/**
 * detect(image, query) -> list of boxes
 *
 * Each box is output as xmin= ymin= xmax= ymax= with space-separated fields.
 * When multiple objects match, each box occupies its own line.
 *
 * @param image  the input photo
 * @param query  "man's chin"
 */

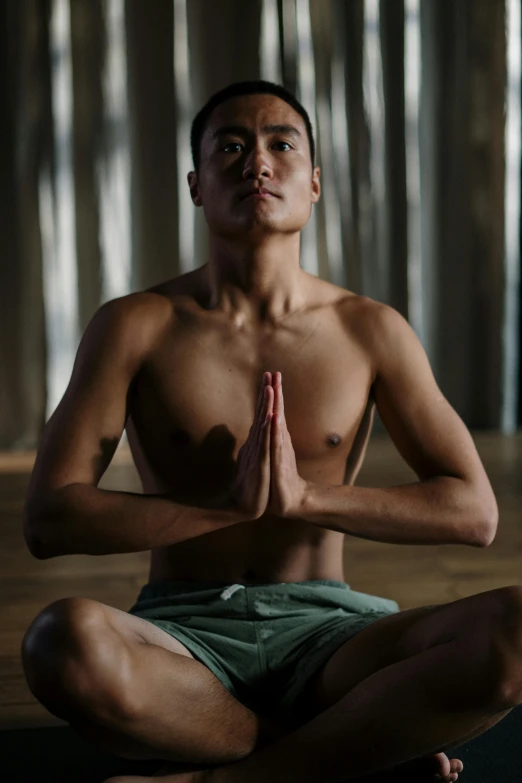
xmin=213 ymin=218 xmax=283 ymax=238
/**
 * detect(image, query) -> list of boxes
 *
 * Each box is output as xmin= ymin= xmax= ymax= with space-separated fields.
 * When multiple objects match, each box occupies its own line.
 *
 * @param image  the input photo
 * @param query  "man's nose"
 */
xmin=242 ymin=146 xmax=273 ymax=180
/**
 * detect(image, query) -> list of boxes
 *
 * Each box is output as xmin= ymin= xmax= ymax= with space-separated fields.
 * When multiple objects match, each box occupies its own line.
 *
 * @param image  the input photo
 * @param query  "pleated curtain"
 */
xmin=0 ymin=0 xmax=519 ymax=449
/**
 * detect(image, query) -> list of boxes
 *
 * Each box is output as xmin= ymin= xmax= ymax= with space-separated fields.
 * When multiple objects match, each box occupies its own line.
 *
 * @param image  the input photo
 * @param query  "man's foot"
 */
xmin=102 ymin=762 xmax=212 ymax=782
xmin=103 ymin=752 xmax=463 ymax=783
xmin=395 ymin=751 xmax=463 ymax=782
xmin=257 ymin=718 xmax=464 ymax=782
xmin=151 ymin=762 xmax=209 ymax=779
xmin=430 ymin=752 xmax=463 ymax=782
xmin=103 ymin=745 xmax=463 ymax=783
xmin=101 ymin=714 xmax=287 ymax=783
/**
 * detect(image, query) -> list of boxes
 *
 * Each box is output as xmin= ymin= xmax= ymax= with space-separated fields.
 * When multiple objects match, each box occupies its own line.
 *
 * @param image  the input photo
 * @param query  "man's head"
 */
xmin=190 ymin=80 xmax=316 ymax=173
xmin=187 ymin=81 xmax=321 ymax=240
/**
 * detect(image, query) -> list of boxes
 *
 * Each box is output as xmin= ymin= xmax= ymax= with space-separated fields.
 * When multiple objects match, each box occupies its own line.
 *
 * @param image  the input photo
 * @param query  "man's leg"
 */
xmin=58 ymin=643 xmax=280 ymax=765
xmin=208 ymin=623 xmax=521 ymax=783
xmin=21 ymin=597 xmax=265 ymax=766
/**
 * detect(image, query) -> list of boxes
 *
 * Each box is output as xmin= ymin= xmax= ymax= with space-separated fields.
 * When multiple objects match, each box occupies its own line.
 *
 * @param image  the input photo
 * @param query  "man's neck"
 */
xmin=203 ymin=234 xmax=310 ymax=327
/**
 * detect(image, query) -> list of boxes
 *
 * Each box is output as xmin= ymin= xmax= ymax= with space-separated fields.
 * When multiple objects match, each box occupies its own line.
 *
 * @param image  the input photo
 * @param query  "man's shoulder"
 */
xmin=101 ymin=290 xmax=173 ymax=327
xmin=335 ymin=291 xmax=401 ymax=333
xmin=144 ymin=268 xmax=204 ymax=301
xmin=334 ymin=294 xmax=417 ymax=371
xmin=89 ymin=290 xmax=176 ymax=361
xmin=103 ymin=267 xmax=207 ymax=328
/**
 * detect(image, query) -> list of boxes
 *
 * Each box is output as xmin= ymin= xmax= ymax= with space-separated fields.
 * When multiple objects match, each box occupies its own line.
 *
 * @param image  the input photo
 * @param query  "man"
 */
xmin=20 ymin=80 xmax=522 ymax=783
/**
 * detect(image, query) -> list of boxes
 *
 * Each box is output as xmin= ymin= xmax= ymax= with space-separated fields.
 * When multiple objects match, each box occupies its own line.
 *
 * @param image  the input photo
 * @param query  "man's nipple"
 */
xmin=326 ymin=433 xmax=341 ymax=448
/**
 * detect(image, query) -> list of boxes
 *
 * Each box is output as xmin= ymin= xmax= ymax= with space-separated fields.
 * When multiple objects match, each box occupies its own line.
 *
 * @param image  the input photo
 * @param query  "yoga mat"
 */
xmin=2 ymin=704 xmax=521 ymax=783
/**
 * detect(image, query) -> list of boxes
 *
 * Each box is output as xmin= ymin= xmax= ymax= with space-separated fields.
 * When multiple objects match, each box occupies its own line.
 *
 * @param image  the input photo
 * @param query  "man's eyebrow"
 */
xmin=212 ymin=124 xmax=302 ymax=140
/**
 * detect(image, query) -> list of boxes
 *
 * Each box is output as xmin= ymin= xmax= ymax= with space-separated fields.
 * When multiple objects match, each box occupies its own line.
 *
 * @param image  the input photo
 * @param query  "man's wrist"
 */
xmin=287 ymin=480 xmax=316 ymax=521
xmin=211 ymin=489 xmax=253 ymax=523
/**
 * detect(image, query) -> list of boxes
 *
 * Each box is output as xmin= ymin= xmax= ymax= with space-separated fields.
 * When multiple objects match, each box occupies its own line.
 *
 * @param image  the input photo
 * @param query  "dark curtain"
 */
xmin=0 ymin=0 xmax=519 ymax=449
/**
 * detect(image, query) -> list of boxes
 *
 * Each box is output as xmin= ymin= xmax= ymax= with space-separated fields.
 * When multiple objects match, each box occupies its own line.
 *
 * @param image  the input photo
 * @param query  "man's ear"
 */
xmin=311 ymin=166 xmax=321 ymax=203
xmin=187 ymin=171 xmax=202 ymax=207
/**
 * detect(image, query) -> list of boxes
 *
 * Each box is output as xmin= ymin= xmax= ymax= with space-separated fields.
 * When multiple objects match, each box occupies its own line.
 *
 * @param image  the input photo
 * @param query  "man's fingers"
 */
xmin=253 ymin=372 xmax=271 ymax=441
xmin=274 ymin=372 xmax=284 ymax=418
xmin=261 ymin=386 xmax=273 ymax=432
xmin=272 ymin=374 xmax=283 ymax=439
xmin=262 ymin=397 xmax=272 ymax=458
xmin=272 ymin=372 xmax=284 ymax=420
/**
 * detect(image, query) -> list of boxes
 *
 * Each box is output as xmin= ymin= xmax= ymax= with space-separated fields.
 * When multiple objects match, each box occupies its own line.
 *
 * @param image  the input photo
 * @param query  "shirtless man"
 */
xmin=21 ymin=80 xmax=522 ymax=783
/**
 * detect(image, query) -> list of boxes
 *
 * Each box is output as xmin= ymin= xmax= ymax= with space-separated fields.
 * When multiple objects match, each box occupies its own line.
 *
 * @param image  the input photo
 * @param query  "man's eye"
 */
xmin=221 ymin=141 xmax=292 ymax=152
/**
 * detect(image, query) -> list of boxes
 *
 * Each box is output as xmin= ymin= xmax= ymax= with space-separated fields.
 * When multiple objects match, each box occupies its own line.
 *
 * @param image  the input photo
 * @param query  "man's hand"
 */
xmin=228 ymin=372 xmax=274 ymax=520
xmin=267 ymin=372 xmax=308 ymax=518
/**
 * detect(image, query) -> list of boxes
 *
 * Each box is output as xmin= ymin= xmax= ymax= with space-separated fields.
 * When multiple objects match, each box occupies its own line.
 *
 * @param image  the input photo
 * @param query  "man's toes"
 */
xmin=450 ymin=759 xmax=464 ymax=773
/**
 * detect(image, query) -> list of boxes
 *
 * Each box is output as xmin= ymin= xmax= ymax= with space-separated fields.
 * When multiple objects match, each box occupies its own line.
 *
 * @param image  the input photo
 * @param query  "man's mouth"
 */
xmin=240 ymin=188 xmax=279 ymax=200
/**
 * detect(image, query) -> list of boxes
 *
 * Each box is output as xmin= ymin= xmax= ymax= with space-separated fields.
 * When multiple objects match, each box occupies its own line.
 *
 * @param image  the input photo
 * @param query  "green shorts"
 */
xmin=128 ymin=579 xmax=399 ymax=728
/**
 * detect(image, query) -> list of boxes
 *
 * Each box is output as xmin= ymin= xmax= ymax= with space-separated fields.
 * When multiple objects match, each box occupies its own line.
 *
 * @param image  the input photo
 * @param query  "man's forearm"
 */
xmin=25 ymin=483 xmax=246 ymax=558
xmin=297 ymin=477 xmax=494 ymax=547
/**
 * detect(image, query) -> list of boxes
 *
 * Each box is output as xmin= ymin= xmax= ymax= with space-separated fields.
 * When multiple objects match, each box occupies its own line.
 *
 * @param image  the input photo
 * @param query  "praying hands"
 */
xmin=229 ymin=371 xmax=308 ymax=521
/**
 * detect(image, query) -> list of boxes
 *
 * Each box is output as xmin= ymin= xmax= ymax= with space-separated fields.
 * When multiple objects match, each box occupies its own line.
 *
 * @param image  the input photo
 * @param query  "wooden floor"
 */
xmin=1 ymin=431 xmax=521 ymax=731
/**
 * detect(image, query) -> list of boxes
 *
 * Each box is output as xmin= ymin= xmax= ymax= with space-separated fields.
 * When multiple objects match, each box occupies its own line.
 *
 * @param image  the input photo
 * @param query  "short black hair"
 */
xmin=190 ymin=80 xmax=316 ymax=173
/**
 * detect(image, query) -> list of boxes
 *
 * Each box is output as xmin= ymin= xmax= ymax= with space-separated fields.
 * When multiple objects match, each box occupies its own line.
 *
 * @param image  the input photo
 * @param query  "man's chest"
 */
xmin=127 ymin=312 xmax=373 ymax=489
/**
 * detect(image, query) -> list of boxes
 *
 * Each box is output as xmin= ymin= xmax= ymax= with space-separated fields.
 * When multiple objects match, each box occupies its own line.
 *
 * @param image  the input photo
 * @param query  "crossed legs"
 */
xmin=204 ymin=619 xmax=518 ymax=783
xmin=21 ymin=598 xmax=266 ymax=767
xmin=21 ymin=587 xmax=522 ymax=782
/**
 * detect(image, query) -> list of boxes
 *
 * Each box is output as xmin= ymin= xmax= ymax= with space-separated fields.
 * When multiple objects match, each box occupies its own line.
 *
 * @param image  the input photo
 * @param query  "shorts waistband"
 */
xmin=135 ymin=579 xmax=349 ymax=600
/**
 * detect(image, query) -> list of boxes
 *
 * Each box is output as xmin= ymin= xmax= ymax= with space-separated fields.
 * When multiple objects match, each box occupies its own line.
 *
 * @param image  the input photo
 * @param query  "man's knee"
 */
xmin=487 ymin=586 xmax=522 ymax=708
xmin=23 ymin=596 xmax=106 ymax=651
xmin=21 ymin=597 xmax=135 ymax=721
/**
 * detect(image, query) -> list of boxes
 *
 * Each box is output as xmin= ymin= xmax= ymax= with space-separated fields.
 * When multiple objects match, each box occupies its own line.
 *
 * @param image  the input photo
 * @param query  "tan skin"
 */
xmin=24 ymin=95 xmax=505 ymax=782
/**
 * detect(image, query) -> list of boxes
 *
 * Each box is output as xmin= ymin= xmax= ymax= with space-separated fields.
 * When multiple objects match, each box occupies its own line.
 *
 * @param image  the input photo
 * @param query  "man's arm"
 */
xmin=297 ymin=303 xmax=498 ymax=547
xmin=23 ymin=293 xmax=244 ymax=560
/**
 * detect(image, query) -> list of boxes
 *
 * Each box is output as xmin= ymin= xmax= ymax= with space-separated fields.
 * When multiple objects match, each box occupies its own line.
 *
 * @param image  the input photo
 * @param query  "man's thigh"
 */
xmin=91 ymin=597 xmax=289 ymax=746
xmin=92 ymin=597 xmax=198 ymax=658
xmin=25 ymin=596 xmax=197 ymax=660
xmin=25 ymin=598 xmax=245 ymax=719
xmin=303 ymin=586 xmax=516 ymax=720
xmin=78 ymin=598 xmax=288 ymax=743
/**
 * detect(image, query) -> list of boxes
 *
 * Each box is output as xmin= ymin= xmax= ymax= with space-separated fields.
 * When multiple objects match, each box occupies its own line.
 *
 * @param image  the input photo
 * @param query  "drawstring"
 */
xmin=220 ymin=584 xmax=246 ymax=600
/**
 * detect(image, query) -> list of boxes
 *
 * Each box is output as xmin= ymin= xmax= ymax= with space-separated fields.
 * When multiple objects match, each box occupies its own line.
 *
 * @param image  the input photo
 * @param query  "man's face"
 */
xmin=188 ymin=94 xmax=321 ymax=239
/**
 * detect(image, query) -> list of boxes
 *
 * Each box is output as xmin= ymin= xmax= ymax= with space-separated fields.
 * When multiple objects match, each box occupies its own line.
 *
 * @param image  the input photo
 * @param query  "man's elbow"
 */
xmin=23 ymin=500 xmax=54 ymax=559
xmin=24 ymin=532 xmax=51 ymax=559
xmin=469 ymin=495 xmax=498 ymax=547
xmin=478 ymin=517 xmax=498 ymax=547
